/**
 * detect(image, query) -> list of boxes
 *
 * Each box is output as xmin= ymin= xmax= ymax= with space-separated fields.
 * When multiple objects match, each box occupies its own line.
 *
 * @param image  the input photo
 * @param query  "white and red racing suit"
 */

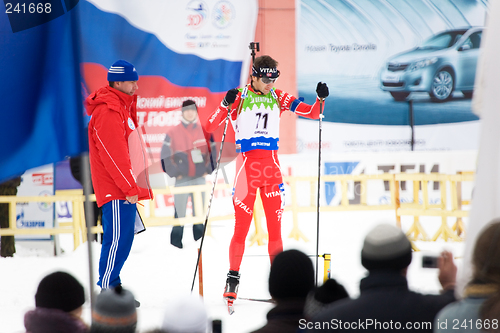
xmin=206 ymin=84 xmax=323 ymax=271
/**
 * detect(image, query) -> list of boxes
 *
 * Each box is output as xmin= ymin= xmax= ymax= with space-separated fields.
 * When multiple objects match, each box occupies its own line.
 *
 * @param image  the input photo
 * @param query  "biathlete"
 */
xmin=205 ymin=55 xmax=329 ymax=302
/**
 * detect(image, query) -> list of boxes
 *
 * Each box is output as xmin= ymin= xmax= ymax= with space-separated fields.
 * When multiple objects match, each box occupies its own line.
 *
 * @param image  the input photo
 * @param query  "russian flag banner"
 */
xmin=79 ymin=0 xmax=258 ymax=174
xmin=0 ymin=0 xmax=257 ymax=183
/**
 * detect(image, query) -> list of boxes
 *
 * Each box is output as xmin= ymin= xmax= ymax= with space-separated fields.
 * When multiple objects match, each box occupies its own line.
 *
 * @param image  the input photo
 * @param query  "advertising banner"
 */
xmin=297 ymin=0 xmax=487 ymax=153
xmin=16 ymin=165 xmax=55 ymax=240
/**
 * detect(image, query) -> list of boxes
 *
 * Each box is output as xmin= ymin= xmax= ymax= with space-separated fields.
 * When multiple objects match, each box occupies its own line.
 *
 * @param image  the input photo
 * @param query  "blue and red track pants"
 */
xmin=97 ymin=200 xmax=136 ymax=289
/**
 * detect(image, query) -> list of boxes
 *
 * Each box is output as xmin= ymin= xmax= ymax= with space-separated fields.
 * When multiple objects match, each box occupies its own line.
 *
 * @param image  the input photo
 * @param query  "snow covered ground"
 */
xmin=0 ymin=208 xmax=465 ymax=333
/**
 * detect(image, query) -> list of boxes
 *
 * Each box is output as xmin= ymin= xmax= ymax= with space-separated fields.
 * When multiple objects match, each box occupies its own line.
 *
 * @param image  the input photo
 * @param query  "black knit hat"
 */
xmin=35 ymin=271 xmax=85 ymax=312
xmin=91 ymin=286 xmax=137 ymax=332
xmin=182 ymin=99 xmax=197 ymax=111
xmin=361 ymin=224 xmax=412 ymax=271
xmin=304 ymin=278 xmax=349 ymax=318
xmin=269 ymin=249 xmax=315 ymax=300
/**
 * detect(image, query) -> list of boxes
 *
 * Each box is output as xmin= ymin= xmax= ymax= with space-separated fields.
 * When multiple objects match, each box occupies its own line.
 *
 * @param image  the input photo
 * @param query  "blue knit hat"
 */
xmin=107 ymin=60 xmax=139 ymax=82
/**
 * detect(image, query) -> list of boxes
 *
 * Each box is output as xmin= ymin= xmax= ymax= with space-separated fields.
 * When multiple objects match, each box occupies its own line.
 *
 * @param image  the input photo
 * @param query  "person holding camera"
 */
xmin=161 ymin=100 xmax=215 ymax=249
xmin=434 ymin=219 xmax=500 ymax=333
xmin=205 ymin=55 xmax=329 ymax=302
xmin=309 ymin=223 xmax=456 ymax=332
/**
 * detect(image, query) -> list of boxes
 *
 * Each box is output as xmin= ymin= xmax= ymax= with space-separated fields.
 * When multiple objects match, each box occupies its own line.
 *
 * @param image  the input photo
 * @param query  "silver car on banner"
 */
xmin=380 ymin=27 xmax=483 ymax=102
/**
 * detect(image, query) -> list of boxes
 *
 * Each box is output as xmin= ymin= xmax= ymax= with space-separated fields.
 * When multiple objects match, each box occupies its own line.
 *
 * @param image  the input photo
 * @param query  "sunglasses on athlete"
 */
xmin=261 ymin=77 xmax=278 ymax=84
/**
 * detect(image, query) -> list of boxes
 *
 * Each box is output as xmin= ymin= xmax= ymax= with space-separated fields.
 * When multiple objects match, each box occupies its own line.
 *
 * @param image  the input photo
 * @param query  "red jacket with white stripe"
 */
xmin=86 ymin=86 xmax=153 ymax=207
xmin=206 ymin=85 xmax=323 ymax=158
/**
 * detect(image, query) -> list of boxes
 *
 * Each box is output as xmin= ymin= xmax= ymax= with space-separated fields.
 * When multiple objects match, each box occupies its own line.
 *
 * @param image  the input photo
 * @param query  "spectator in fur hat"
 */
xmin=24 ymin=271 xmax=88 ymax=333
xmin=309 ymin=223 xmax=457 ymax=333
xmin=251 ymin=249 xmax=315 ymax=333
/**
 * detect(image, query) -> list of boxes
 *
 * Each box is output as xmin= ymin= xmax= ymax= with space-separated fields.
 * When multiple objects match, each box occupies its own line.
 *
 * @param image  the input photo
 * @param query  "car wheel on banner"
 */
xmin=429 ymin=69 xmax=454 ymax=102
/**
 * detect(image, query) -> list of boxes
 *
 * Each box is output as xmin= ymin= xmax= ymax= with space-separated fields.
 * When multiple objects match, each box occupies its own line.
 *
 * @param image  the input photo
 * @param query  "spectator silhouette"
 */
xmin=24 ymin=271 xmax=88 ymax=333
xmin=251 ymin=249 xmax=315 ymax=333
xmin=310 ymin=223 xmax=457 ymax=332
xmin=434 ymin=218 xmax=500 ymax=332
xmin=90 ymin=285 xmax=137 ymax=333
xmin=304 ymin=278 xmax=349 ymax=319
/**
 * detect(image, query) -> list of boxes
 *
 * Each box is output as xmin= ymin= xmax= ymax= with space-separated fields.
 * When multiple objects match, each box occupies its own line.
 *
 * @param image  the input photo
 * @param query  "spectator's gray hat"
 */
xmin=361 ymin=223 xmax=412 ymax=271
xmin=92 ymin=286 xmax=137 ymax=331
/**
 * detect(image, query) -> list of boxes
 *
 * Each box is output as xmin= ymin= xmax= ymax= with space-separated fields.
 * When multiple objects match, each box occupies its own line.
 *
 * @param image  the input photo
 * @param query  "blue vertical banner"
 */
xmin=0 ymin=0 xmax=85 ymax=183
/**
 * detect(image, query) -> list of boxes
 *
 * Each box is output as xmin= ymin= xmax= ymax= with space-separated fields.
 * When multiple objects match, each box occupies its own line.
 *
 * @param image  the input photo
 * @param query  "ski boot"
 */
xmin=223 ymin=270 xmax=240 ymax=314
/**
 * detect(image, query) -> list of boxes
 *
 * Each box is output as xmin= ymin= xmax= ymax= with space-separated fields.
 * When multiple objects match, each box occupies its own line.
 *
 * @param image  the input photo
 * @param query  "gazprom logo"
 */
xmin=212 ymin=1 xmax=235 ymax=29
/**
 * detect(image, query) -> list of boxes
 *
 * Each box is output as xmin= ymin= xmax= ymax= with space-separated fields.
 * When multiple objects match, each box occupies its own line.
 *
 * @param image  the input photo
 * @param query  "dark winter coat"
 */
xmin=250 ymin=299 xmax=307 ymax=333
xmin=160 ymin=120 xmax=214 ymax=179
xmin=24 ymin=307 xmax=89 ymax=333
xmin=309 ymin=271 xmax=456 ymax=332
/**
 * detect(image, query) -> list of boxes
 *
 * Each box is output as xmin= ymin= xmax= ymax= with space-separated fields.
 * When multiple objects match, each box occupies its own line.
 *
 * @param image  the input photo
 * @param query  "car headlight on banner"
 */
xmin=408 ymin=57 xmax=438 ymax=72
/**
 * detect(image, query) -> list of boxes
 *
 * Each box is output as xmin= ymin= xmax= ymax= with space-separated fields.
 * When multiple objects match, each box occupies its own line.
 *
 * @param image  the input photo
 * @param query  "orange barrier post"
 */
xmin=198 ymin=248 xmax=203 ymax=297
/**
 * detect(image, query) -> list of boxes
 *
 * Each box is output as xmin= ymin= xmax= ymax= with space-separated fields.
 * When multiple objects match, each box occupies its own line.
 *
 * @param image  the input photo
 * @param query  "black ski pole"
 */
xmin=191 ymin=108 xmax=231 ymax=292
xmin=315 ymin=98 xmax=324 ymax=286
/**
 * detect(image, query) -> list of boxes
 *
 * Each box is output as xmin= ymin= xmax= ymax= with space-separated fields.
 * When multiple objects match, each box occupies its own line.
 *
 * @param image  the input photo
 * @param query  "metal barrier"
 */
xmin=394 ymin=172 xmax=474 ymax=242
xmin=249 ymin=172 xmax=474 ymax=245
xmin=0 ymin=172 xmax=474 ymax=250
xmin=0 ymin=183 xmax=235 ymax=250
xmin=0 ymin=191 xmax=92 ymax=249
xmin=279 ymin=174 xmax=397 ymax=243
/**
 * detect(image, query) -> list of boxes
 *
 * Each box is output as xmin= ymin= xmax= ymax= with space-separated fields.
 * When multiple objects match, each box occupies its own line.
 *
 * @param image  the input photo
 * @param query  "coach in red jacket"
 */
xmin=86 ymin=60 xmax=153 ymax=295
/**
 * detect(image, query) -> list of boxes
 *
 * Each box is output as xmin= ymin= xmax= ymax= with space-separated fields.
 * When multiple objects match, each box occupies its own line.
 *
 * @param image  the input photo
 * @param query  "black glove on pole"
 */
xmin=316 ymin=82 xmax=329 ymax=99
xmin=222 ymin=88 xmax=238 ymax=107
